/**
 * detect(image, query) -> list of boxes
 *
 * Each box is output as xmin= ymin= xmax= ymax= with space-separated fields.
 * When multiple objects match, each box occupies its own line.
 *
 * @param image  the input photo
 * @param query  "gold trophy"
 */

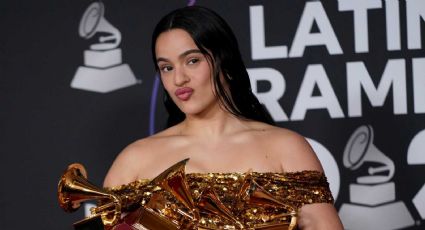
xmin=57 ymin=163 xmax=122 ymax=229
xmin=58 ymin=159 xmax=298 ymax=229
xmin=57 ymin=159 xmax=197 ymax=230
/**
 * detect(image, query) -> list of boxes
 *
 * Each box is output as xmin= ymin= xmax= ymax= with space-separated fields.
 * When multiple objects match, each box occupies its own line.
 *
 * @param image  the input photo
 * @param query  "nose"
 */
xmin=173 ymin=66 xmax=190 ymax=86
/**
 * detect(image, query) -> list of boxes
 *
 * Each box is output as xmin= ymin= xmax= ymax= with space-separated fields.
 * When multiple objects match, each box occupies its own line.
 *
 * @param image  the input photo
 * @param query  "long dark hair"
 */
xmin=152 ymin=6 xmax=274 ymax=127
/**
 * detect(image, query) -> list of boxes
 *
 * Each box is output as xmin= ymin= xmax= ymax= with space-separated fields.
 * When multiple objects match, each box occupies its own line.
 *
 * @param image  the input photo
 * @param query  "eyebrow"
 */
xmin=156 ymin=49 xmax=202 ymax=63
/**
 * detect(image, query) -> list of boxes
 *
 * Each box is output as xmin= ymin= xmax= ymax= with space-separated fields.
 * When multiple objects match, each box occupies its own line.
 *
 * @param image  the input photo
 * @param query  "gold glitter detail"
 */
xmin=104 ymin=171 xmax=333 ymax=229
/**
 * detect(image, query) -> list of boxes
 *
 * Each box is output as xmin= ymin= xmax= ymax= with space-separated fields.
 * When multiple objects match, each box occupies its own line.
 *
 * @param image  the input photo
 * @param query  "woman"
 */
xmin=104 ymin=6 xmax=343 ymax=229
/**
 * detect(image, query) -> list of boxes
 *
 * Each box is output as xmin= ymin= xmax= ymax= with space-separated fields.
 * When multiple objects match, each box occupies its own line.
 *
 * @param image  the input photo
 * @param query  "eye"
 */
xmin=188 ymin=58 xmax=199 ymax=65
xmin=159 ymin=65 xmax=173 ymax=72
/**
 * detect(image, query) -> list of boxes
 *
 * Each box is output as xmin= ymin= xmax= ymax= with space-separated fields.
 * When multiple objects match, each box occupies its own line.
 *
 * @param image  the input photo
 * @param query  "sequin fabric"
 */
xmin=106 ymin=171 xmax=333 ymax=229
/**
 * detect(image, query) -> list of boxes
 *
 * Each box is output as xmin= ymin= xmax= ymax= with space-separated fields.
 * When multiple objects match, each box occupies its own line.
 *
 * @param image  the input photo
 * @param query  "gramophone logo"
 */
xmin=71 ymin=2 xmax=138 ymax=93
xmin=339 ymin=125 xmax=415 ymax=229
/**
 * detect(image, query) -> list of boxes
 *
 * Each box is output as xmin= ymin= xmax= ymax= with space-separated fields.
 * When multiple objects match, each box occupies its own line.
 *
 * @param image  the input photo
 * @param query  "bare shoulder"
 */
xmin=103 ymin=126 xmax=181 ymax=188
xmin=102 ymin=137 xmax=154 ymax=188
xmin=255 ymin=123 xmax=323 ymax=173
xmin=248 ymin=122 xmax=342 ymax=228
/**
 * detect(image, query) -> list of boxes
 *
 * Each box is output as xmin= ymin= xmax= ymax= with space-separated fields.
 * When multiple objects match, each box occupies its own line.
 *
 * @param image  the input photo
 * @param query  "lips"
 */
xmin=175 ymin=87 xmax=194 ymax=101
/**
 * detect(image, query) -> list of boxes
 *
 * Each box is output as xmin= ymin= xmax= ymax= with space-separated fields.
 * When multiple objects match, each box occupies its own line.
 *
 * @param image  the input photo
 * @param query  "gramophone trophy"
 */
xmin=71 ymin=2 xmax=138 ymax=93
xmin=58 ymin=163 xmax=122 ymax=230
xmin=58 ymin=159 xmax=298 ymax=229
xmin=58 ymin=160 xmax=199 ymax=230
xmin=339 ymin=125 xmax=414 ymax=229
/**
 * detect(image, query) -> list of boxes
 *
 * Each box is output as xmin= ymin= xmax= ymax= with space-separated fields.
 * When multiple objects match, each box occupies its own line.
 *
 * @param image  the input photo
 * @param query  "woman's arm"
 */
xmin=103 ymin=140 xmax=149 ymax=188
xmin=270 ymin=129 xmax=344 ymax=229
xmin=298 ymin=203 xmax=343 ymax=230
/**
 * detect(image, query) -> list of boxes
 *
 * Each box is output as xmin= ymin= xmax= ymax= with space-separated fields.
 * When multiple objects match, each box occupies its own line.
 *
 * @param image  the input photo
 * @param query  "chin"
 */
xmin=178 ymin=106 xmax=203 ymax=115
xmin=176 ymin=102 xmax=213 ymax=116
xmin=173 ymin=97 xmax=219 ymax=116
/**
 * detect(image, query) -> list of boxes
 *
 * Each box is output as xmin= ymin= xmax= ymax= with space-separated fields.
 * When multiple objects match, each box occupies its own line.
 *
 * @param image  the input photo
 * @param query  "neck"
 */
xmin=181 ymin=106 xmax=248 ymax=138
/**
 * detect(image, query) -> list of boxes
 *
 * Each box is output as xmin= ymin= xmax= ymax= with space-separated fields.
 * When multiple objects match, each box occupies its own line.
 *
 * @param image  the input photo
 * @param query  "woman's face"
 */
xmin=155 ymin=29 xmax=219 ymax=117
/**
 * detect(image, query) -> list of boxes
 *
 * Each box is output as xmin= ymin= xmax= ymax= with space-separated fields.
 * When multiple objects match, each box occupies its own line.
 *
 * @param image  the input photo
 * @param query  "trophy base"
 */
xmin=73 ymin=215 xmax=104 ymax=230
xmin=111 ymin=223 xmax=134 ymax=230
xmin=71 ymin=64 xmax=138 ymax=93
xmin=339 ymin=201 xmax=415 ymax=229
xmin=120 ymin=206 xmax=179 ymax=230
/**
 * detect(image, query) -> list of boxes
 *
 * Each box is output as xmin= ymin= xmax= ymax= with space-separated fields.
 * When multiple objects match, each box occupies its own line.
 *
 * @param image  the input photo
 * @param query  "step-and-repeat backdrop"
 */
xmin=1 ymin=0 xmax=424 ymax=229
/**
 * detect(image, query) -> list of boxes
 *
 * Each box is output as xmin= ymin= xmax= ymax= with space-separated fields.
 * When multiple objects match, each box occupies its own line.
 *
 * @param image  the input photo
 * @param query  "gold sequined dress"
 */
xmin=104 ymin=160 xmax=333 ymax=230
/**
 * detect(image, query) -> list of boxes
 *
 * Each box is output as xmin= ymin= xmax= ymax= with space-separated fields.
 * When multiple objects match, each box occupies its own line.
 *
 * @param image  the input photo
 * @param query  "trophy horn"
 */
xmin=151 ymin=158 xmax=199 ymax=221
xmin=57 ymin=163 xmax=122 ymax=226
xmin=237 ymin=175 xmax=297 ymax=230
xmin=119 ymin=158 xmax=198 ymax=230
xmin=197 ymin=187 xmax=244 ymax=229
